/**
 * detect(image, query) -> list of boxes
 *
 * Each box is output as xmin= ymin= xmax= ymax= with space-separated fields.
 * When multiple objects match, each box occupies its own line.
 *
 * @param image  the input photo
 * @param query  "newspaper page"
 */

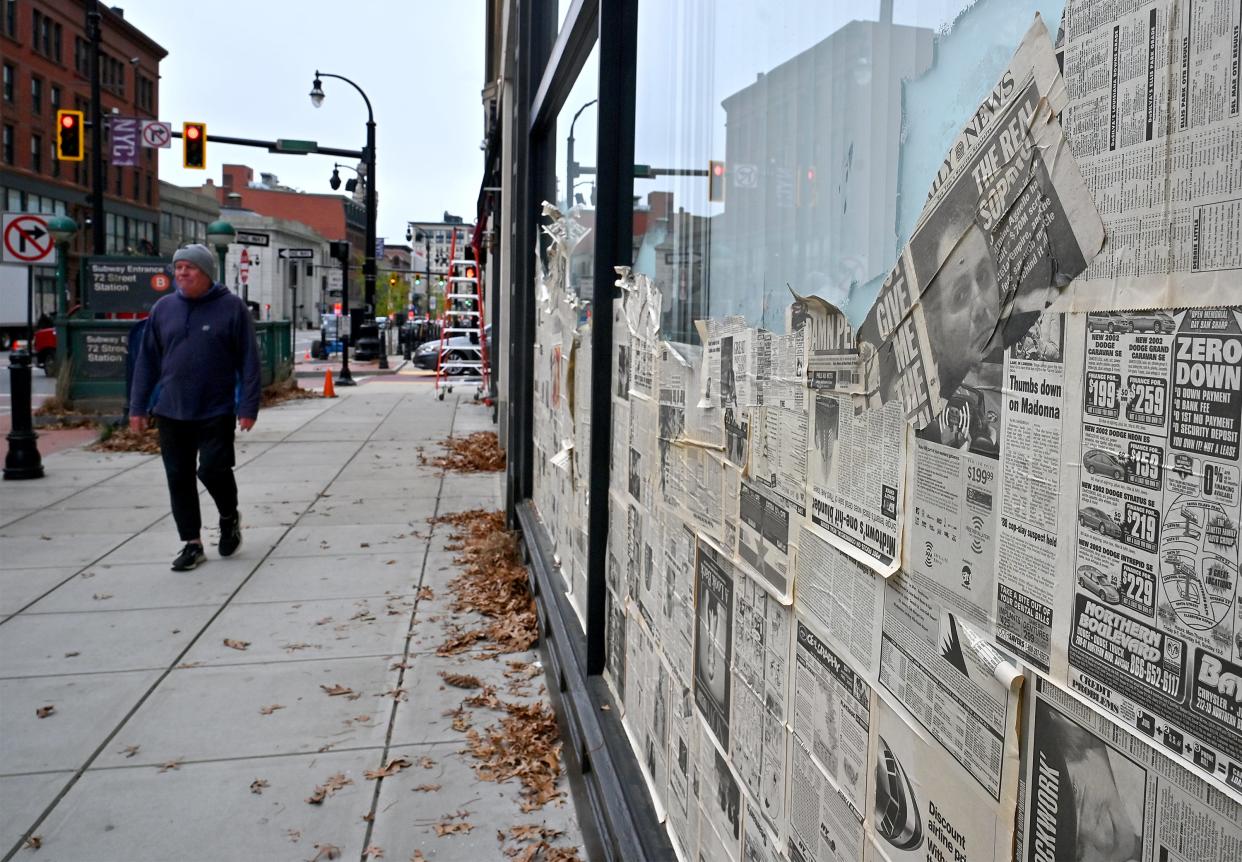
xmin=730 ymin=568 xmax=793 ymax=835
xmin=855 ymin=16 xmax=1104 ymax=430
xmin=696 ymin=717 xmax=744 ymax=861
xmin=903 ymin=310 xmax=1070 ymax=675
xmin=1019 ymin=673 xmax=1242 ymax=862
xmin=787 ymin=733 xmax=866 ymax=862
xmin=604 ymin=587 xmax=626 ymax=711
xmin=793 ymin=524 xmax=884 ymax=679
xmin=666 ymin=681 xmax=702 ymax=861
xmin=1053 ymin=0 xmax=1242 ymax=313
xmin=658 ymin=343 xmax=690 ymax=510
xmin=879 ymin=568 xmax=1025 ymax=804
xmin=623 ymin=607 xmax=671 ymax=820
xmin=807 ymin=392 xmax=905 ymax=576
xmin=680 ymin=341 xmax=725 ymax=449
xmin=695 ymin=536 xmax=736 ymax=752
xmin=867 ymin=692 xmax=1017 ymax=862
xmin=749 ymin=402 xmax=809 ymax=518
xmin=661 ymin=510 xmax=698 ymax=687
xmin=628 ymin=392 xmax=656 ymax=509
xmin=1057 ymin=306 xmax=1242 ymax=798
xmin=791 ymin=620 xmax=872 ymax=817
xmin=742 ymin=804 xmax=783 ymax=862
xmin=790 ymin=291 xmax=862 ymax=395
xmin=737 ymin=478 xmax=796 ymax=602
xmin=678 ymin=446 xmax=727 ymax=548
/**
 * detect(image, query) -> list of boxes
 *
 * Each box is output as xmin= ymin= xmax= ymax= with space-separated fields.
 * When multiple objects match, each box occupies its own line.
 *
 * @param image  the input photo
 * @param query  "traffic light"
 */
xmin=414 ymin=274 xmax=422 ymax=286
xmin=56 ymin=110 xmax=84 ymax=161
xmin=708 ymin=160 xmax=725 ymax=202
xmin=183 ymin=122 xmax=207 ymax=169
xmin=388 ymin=274 xmax=397 ymax=287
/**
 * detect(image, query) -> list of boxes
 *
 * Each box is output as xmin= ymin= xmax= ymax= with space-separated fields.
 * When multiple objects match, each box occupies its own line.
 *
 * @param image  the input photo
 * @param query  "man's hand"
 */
xmin=129 ymin=415 xmax=148 ymax=433
xmin=239 ymin=417 xmax=256 ymax=432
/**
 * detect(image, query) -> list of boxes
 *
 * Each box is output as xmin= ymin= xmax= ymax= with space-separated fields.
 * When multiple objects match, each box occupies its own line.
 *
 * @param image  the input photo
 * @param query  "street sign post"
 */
xmin=279 ymin=248 xmax=314 ymax=260
xmin=235 ymin=230 xmax=270 ymax=247
xmin=2 ymin=213 xmax=57 ymax=265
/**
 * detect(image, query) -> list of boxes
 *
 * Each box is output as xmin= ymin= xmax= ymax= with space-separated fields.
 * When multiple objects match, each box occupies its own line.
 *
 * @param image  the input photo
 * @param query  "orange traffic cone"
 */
xmin=323 ymin=369 xmax=337 ymax=398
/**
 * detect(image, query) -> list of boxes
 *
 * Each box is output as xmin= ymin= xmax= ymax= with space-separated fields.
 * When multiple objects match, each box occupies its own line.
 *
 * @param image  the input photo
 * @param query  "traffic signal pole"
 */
xmin=86 ymin=0 xmax=105 ymax=255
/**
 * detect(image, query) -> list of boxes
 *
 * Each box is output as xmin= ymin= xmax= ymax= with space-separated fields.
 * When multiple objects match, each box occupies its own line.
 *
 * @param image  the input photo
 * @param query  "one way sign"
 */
xmin=2 ymin=212 xmax=58 ymax=265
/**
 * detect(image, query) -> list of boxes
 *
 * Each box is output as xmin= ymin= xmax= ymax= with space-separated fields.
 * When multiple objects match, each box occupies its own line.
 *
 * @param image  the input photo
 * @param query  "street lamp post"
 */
xmin=207 ymin=220 xmax=236 ymax=293
xmin=310 ymin=72 xmax=386 ymax=369
xmin=566 ymin=99 xmax=597 ymax=210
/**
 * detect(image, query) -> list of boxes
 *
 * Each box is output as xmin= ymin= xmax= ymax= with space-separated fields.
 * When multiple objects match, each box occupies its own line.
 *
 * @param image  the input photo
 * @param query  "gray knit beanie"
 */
xmin=173 ymin=243 xmax=217 ymax=280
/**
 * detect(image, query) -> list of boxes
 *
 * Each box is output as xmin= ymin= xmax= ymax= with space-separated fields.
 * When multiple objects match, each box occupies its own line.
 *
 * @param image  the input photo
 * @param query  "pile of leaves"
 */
xmin=90 ymin=423 xmax=160 ymax=454
xmin=466 ymin=699 xmax=564 ymax=811
xmin=33 ymin=396 xmax=100 ymax=429
xmin=420 ymin=431 xmax=506 ymax=472
xmin=500 ymin=824 xmax=581 ymax=861
xmin=429 ymin=509 xmax=536 ymax=656
xmin=260 ymin=376 xmax=322 ymax=408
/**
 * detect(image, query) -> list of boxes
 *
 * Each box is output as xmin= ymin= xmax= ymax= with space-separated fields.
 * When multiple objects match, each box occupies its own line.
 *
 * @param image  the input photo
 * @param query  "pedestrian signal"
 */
xmin=183 ymin=122 xmax=207 ymax=169
xmin=56 ymin=110 xmax=84 ymax=161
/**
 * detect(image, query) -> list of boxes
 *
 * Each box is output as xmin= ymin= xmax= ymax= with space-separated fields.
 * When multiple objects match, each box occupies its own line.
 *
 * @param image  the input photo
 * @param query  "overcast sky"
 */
xmin=121 ymin=0 xmax=487 ymax=245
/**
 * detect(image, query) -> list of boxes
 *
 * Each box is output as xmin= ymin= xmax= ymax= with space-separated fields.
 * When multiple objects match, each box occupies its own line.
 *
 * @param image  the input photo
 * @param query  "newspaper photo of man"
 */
xmin=721 ymin=335 xmax=738 ymax=409
xmin=812 ymin=395 xmax=841 ymax=483
xmin=616 ymin=344 xmax=630 ymax=399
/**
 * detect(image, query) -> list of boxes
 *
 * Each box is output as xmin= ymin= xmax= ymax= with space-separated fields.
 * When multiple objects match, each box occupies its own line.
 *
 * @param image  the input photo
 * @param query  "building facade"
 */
xmin=1 ymin=0 xmax=166 ymax=316
xmin=478 ymin=2 xmax=1242 ymax=861
xmin=200 ymin=164 xmax=367 ymax=309
xmin=157 ymin=180 xmax=219 ymax=256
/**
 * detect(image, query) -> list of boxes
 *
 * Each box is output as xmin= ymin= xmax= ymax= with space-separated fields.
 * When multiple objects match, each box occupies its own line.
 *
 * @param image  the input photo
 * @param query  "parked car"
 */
xmin=1086 ymin=313 xmax=1133 ymax=333
xmin=1124 ymin=311 xmax=1175 ymax=333
xmin=413 ymin=325 xmax=492 ymax=372
xmin=1079 ymin=506 xmax=1123 ymax=539
xmin=1083 ymin=448 xmax=1125 ymax=480
xmin=1077 ymin=565 xmax=1121 ymax=604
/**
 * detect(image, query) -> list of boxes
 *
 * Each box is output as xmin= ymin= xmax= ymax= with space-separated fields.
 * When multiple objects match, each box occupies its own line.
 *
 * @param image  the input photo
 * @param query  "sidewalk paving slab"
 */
xmin=0 ymin=380 xmax=583 ymax=860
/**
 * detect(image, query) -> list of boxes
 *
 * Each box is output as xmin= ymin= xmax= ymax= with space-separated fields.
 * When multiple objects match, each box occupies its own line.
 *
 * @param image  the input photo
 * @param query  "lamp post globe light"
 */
xmin=207 ymin=220 xmax=236 ymax=290
xmin=310 ymin=71 xmax=385 ymax=369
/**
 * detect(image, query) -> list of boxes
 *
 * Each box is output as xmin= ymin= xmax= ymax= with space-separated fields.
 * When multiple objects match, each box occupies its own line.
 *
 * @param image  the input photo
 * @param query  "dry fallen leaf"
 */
xmin=440 ymin=672 xmax=483 ymax=689
xmin=223 ymin=638 xmax=250 ymax=651
xmin=309 ymin=843 xmax=341 ymax=861
xmin=306 ymin=772 xmax=352 ymax=805
xmin=418 ymin=756 xmax=436 ymax=770
xmin=250 ymin=778 xmax=270 ymax=794
xmin=365 ymin=757 xmax=413 ymax=780
xmin=411 ymin=783 xmax=441 ymax=793
xmin=24 ymin=836 xmax=42 ymax=850
xmin=64 ymin=651 xmax=80 ymax=657
xmin=92 ymin=593 xmax=113 ymax=600
xmin=287 ymin=829 xmax=302 ymax=842
xmin=320 ymin=683 xmax=355 ymax=697
xmin=410 ymin=851 xmax=428 ymax=862
xmin=158 ymin=759 xmax=183 ymax=772
xmin=434 ymin=820 xmax=474 ymax=837
xmin=118 ymin=745 xmax=140 ymax=758
xmin=417 ymin=586 xmax=435 ymax=601
xmin=363 ymin=845 xmax=384 ymax=859
xmin=259 ymin=704 xmax=286 ymax=715
xmin=35 ymin=705 xmax=55 ymax=719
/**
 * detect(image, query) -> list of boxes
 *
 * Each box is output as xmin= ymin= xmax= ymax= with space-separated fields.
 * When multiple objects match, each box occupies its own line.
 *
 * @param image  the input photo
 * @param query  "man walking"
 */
xmin=129 ymin=244 xmax=261 ymax=571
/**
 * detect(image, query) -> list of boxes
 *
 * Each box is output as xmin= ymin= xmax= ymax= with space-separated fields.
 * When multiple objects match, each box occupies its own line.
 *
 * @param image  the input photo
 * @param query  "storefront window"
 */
xmin=529 ymin=40 xmax=600 ymax=632
xmin=633 ymin=0 xmax=1065 ymax=338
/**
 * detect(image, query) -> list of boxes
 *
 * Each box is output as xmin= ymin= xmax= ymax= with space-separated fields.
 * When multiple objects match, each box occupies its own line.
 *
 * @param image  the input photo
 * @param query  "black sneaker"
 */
xmin=219 ymin=513 xmax=242 ymax=557
xmin=171 ymin=542 xmax=206 ymax=572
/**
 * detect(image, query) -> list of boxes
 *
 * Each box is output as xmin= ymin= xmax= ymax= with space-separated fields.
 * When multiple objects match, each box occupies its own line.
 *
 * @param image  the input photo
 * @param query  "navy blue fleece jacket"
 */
xmin=129 ymin=284 xmax=262 ymax=420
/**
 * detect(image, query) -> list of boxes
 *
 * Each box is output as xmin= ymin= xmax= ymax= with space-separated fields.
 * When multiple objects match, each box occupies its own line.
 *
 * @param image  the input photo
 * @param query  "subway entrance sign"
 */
xmin=85 ymin=256 xmax=174 ymax=313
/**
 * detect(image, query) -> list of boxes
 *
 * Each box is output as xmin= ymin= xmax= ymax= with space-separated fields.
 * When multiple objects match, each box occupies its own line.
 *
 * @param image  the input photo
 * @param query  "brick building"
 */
xmin=201 ymin=164 xmax=368 ymax=308
xmin=1 ymin=1 xmax=166 ymax=313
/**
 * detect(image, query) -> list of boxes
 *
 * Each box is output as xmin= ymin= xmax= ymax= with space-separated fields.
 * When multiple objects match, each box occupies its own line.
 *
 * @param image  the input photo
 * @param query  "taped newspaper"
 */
xmin=1051 ymin=0 xmax=1242 ymax=313
xmin=855 ymin=15 xmax=1104 ymax=430
xmin=1056 ymin=306 xmax=1242 ymax=798
xmin=1019 ymin=674 xmax=1242 ymax=862
xmin=695 ymin=536 xmax=735 ymax=752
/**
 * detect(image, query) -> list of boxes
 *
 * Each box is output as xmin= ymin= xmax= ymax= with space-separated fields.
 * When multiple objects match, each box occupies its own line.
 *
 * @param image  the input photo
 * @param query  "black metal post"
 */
xmin=5 ymin=269 xmax=44 ymax=480
xmin=86 ymin=0 xmax=105 ymax=255
xmin=336 ymin=255 xmax=355 ymax=386
xmin=367 ymin=119 xmax=386 ymax=369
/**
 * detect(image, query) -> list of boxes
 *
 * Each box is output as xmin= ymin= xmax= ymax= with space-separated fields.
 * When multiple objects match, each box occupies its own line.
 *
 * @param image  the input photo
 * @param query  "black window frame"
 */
xmin=501 ymin=2 xmax=660 ymax=860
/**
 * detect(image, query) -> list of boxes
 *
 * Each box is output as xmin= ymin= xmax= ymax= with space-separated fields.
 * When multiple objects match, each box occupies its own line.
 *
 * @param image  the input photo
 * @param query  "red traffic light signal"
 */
xmin=708 ymin=160 xmax=725 ymax=202
xmin=183 ymin=122 xmax=207 ymax=169
xmin=56 ymin=110 xmax=84 ymax=161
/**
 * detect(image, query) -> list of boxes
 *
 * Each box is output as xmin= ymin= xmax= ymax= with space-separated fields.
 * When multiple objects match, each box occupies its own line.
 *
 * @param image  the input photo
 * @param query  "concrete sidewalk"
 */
xmin=0 ymin=380 xmax=581 ymax=861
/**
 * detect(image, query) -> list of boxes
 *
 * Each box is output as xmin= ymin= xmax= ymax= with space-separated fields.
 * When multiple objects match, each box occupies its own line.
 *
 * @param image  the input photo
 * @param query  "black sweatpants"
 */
xmin=157 ymin=414 xmax=238 ymax=542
